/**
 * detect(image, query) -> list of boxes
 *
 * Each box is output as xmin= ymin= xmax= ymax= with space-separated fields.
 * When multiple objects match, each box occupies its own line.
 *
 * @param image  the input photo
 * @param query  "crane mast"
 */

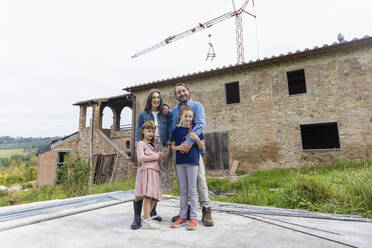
xmin=131 ymin=0 xmax=255 ymax=63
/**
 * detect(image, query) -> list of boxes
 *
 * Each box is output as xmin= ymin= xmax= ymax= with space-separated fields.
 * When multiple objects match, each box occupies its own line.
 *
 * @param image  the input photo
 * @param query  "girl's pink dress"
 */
xmin=135 ymin=140 xmax=163 ymax=201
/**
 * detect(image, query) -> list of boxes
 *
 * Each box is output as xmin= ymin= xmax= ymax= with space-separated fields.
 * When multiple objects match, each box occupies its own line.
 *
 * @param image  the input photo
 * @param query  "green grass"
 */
xmin=1 ymin=159 xmax=371 ymax=219
xmin=0 ymin=149 xmax=27 ymax=159
xmin=207 ymin=159 xmax=372 ymax=218
xmin=91 ymin=178 xmax=135 ymax=194
xmin=0 ymin=177 xmax=136 ymax=207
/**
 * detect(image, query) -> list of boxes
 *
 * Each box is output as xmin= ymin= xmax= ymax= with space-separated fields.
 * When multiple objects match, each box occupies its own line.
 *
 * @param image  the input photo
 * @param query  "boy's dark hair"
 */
xmin=160 ymin=103 xmax=169 ymax=110
xmin=144 ymin=89 xmax=163 ymax=111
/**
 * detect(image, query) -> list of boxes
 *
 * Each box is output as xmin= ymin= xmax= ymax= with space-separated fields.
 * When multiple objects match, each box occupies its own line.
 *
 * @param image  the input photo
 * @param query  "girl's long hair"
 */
xmin=140 ymin=121 xmax=156 ymax=143
xmin=144 ymin=89 xmax=163 ymax=111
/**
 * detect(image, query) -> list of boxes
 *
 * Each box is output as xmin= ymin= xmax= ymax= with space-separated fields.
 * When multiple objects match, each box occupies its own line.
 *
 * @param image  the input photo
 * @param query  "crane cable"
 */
xmin=253 ymin=0 xmax=260 ymax=59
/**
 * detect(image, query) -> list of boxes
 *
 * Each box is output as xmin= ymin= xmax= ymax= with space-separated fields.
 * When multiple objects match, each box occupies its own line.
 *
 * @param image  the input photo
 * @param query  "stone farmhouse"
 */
xmin=125 ymin=36 xmax=372 ymax=172
xmin=36 ymin=95 xmax=135 ymax=186
xmin=37 ymin=36 xmax=372 ymax=186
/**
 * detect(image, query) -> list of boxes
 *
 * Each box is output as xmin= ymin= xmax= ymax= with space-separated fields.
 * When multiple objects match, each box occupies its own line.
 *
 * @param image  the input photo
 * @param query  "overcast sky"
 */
xmin=1 ymin=0 xmax=371 ymax=137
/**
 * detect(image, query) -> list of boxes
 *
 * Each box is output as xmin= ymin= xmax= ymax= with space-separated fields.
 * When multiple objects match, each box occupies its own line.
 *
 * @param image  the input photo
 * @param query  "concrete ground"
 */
xmin=1 ymin=192 xmax=371 ymax=248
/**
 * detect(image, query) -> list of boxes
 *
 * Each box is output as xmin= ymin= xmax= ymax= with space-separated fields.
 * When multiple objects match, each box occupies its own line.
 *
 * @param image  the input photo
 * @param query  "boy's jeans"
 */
xmin=173 ymin=152 xmax=210 ymax=208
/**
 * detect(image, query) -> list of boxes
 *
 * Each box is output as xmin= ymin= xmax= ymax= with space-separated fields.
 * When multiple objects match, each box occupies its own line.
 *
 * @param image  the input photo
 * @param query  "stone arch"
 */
xmin=101 ymin=106 xmax=115 ymax=130
xmin=119 ymin=106 xmax=132 ymax=130
xmin=85 ymin=106 xmax=93 ymax=128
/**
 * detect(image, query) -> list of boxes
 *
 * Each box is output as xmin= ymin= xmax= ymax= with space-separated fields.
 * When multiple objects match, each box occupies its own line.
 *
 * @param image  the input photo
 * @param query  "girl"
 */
xmin=132 ymin=89 xmax=171 ymax=230
xmin=135 ymin=121 xmax=165 ymax=230
xmin=171 ymin=106 xmax=204 ymax=230
xmin=131 ymin=89 xmax=174 ymax=229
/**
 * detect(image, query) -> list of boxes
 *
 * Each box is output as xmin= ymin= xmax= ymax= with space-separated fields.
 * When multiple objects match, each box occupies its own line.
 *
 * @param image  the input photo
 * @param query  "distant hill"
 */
xmin=0 ymin=136 xmax=61 ymax=149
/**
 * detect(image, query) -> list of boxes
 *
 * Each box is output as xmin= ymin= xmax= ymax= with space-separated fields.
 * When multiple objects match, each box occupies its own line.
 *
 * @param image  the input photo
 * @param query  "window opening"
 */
xmin=225 ymin=81 xmax=240 ymax=104
xmin=57 ymin=152 xmax=68 ymax=181
xmin=120 ymin=106 xmax=132 ymax=130
xmin=85 ymin=107 xmax=93 ymax=128
xmin=300 ymin=122 xmax=340 ymax=149
xmin=287 ymin=69 xmax=306 ymax=95
xmin=102 ymin=107 xmax=114 ymax=129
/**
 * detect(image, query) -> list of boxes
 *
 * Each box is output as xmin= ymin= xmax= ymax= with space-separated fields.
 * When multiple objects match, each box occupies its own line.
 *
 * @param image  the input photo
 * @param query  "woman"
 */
xmin=131 ymin=89 xmax=172 ymax=230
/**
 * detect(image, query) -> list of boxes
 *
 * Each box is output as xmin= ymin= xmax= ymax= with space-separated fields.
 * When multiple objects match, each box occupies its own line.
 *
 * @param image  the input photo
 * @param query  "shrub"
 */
xmin=58 ymin=152 xmax=91 ymax=197
xmin=15 ymin=185 xmax=66 ymax=203
xmin=23 ymin=182 xmax=34 ymax=189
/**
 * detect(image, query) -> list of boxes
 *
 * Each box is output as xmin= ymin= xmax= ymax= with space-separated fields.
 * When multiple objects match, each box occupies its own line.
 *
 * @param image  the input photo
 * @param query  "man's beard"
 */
xmin=177 ymin=93 xmax=190 ymax=104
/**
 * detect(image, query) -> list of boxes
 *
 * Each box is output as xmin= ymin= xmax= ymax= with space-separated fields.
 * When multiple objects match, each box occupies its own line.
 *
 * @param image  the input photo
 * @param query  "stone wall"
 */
xmin=78 ymin=128 xmax=132 ymax=180
xmin=132 ymin=43 xmax=372 ymax=171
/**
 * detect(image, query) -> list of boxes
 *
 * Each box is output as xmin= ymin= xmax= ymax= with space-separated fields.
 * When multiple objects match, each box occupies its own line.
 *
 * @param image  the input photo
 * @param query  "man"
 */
xmin=169 ymin=82 xmax=214 ymax=226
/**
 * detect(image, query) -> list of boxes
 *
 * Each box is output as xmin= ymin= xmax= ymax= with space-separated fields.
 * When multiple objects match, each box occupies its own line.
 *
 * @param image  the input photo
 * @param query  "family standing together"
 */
xmin=131 ymin=83 xmax=214 ymax=230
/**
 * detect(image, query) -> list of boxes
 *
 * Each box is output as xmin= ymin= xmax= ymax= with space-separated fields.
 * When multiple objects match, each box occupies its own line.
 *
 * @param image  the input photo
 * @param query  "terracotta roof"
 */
xmin=73 ymin=94 xmax=132 ymax=106
xmin=36 ymin=132 xmax=78 ymax=156
xmin=123 ymin=35 xmax=371 ymax=92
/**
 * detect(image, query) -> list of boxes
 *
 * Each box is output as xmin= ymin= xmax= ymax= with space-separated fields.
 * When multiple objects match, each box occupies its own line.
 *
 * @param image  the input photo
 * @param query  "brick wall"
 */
xmin=36 ymin=150 xmax=57 ymax=186
xmin=36 ymin=139 xmax=78 ymax=187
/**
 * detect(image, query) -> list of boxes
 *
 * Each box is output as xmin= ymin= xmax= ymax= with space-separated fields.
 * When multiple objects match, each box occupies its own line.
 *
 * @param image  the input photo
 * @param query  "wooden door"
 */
xmin=205 ymin=132 xmax=229 ymax=170
xmin=93 ymin=154 xmax=116 ymax=184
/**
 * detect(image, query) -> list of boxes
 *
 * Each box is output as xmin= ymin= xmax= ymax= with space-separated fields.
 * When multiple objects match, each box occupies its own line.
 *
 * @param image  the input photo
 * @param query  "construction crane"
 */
xmin=131 ymin=0 xmax=256 ymax=63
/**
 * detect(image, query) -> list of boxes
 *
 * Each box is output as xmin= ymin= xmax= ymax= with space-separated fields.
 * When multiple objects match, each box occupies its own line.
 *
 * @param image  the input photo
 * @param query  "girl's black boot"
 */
xmin=150 ymin=202 xmax=162 ymax=221
xmin=130 ymin=199 xmax=143 ymax=230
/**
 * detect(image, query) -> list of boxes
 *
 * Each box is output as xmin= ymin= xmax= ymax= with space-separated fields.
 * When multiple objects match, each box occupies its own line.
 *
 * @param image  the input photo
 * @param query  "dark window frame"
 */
xmin=225 ymin=81 xmax=240 ymax=104
xmin=287 ymin=69 xmax=307 ymax=95
xmin=57 ymin=152 xmax=69 ymax=181
xmin=300 ymin=122 xmax=341 ymax=150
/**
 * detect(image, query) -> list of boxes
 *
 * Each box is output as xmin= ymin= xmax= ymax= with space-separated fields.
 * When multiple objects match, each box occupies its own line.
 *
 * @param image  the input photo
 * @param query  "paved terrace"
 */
xmin=1 ymin=191 xmax=371 ymax=248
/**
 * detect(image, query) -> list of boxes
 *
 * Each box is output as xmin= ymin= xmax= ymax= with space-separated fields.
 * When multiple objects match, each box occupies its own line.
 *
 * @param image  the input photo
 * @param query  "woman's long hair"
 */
xmin=144 ymin=89 xmax=163 ymax=111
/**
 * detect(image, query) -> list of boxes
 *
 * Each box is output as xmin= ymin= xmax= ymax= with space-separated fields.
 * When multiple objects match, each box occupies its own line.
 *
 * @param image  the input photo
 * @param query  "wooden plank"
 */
xmin=93 ymin=154 xmax=102 ymax=184
xmin=215 ymin=132 xmax=223 ymax=169
xmin=214 ymin=132 xmax=229 ymax=170
xmin=229 ymin=160 xmax=240 ymax=175
xmin=109 ymin=155 xmax=119 ymax=184
xmin=220 ymin=132 xmax=229 ymax=170
xmin=100 ymin=154 xmax=114 ymax=183
xmin=205 ymin=132 xmax=216 ymax=170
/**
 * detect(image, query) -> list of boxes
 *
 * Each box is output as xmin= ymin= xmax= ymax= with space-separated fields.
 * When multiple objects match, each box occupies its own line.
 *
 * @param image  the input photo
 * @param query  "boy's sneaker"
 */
xmin=142 ymin=218 xmax=161 ymax=230
xmin=171 ymin=205 xmax=191 ymax=222
xmin=171 ymin=218 xmax=187 ymax=228
xmin=187 ymin=219 xmax=198 ymax=230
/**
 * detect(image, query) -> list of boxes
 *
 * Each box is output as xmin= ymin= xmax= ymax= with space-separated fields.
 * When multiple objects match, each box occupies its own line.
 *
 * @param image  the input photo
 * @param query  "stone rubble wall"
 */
xmin=78 ymin=128 xmax=132 ymax=180
xmin=133 ymin=44 xmax=372 ymax=171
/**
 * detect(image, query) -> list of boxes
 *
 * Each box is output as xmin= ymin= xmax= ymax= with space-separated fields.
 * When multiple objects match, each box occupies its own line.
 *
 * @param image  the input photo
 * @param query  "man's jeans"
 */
xmin=197 ymin=154 xmax=211 ymax=208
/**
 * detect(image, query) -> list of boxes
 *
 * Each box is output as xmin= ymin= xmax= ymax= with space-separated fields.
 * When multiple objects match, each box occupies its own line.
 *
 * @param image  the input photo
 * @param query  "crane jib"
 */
xmin=131 ymin=0 xmax=253 ymax=61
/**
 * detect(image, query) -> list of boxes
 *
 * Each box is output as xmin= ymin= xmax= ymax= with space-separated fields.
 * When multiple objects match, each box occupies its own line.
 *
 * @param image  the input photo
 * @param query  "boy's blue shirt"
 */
xmin=169 ymin=99 xmax=206 ymax=147
xmin=171 ymin=126 xmax=204 ymax=165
